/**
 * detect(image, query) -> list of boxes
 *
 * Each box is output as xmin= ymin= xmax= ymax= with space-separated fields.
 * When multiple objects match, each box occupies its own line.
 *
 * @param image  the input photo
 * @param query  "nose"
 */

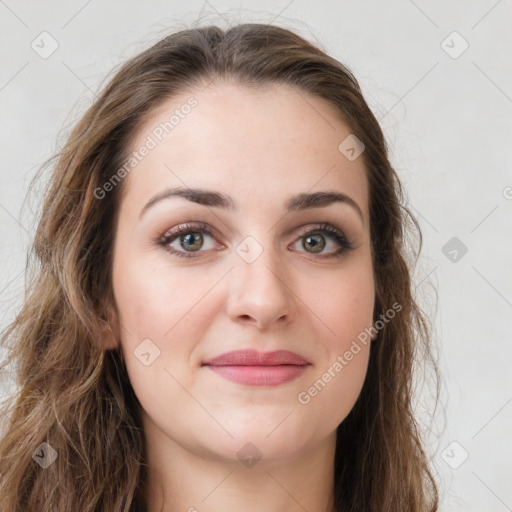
xmin=225 ymin=246 xmax=297 ymax=331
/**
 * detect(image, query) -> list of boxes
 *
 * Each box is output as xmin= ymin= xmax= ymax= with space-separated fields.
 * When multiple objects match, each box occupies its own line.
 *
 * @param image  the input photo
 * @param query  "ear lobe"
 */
xmin=99 ymin=303 xmax=121 ymax=350
xmin=100 ymin=322 xmax=119 ymax=350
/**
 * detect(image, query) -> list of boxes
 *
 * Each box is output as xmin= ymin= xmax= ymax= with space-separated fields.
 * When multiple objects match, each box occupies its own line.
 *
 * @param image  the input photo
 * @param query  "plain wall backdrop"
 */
xmin=1 ymin=1 xmax=511 ymax=511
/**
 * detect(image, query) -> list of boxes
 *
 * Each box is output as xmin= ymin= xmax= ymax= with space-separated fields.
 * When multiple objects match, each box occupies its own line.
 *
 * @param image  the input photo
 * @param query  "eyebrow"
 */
xmin=139 ymin=187 xmax=364 ymax=221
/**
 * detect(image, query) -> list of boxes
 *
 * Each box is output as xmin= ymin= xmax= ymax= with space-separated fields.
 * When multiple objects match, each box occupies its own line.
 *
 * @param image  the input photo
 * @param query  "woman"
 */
xmin=0 ymin=23 xmax=440 ymax=511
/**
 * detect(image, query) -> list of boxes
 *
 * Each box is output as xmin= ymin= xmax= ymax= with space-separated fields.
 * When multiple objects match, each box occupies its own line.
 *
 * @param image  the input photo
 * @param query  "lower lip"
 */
xmin=205 ymin=364 xmax=310 ymax=386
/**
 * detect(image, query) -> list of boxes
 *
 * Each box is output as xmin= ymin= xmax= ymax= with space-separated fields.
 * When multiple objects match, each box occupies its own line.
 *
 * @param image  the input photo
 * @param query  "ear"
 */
xmin=99 ymin=302 xmax=121 ymax=350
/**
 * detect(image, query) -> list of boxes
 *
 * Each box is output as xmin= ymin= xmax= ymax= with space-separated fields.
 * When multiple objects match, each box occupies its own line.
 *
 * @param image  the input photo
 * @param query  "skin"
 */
xmin=105 ymin=80 xmax=376 ymax=512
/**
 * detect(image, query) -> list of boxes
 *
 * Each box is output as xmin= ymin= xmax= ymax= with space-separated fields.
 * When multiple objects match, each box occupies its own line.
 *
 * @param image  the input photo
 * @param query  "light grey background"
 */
xmin=1 ymin=1 xmax=511 ymax=511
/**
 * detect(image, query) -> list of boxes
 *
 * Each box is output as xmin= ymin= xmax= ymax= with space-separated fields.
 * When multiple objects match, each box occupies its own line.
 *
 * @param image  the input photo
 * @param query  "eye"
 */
xmin=289 ymin=223 xmax=353 ymax=259
xmin=158 ymin=222 xmax=353 ymax=259
xmin=158 ymin=222 xmax=220 ymax=259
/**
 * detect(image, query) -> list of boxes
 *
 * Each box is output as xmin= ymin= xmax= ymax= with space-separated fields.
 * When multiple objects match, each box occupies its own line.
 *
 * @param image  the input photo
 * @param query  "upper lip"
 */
xmin=202 ymin=349 xmax=310 ymax=366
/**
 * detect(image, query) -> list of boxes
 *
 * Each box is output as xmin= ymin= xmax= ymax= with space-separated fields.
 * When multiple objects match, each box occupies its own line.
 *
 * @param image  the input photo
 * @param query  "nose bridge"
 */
xmin=226 ymin=234 xmax=296 ymax=328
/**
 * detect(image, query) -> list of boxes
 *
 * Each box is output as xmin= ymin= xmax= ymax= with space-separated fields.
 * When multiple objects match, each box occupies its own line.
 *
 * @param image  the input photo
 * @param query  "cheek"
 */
xmin=304 ymin=258 xmax=375 ymax=349
xmin=296 ymin=340 xmax=370 ymax=436
xmin=112 ymin=257 xmax=216 ymax=417
xmin=292 ymin=260 xmax=374 ymax=427
xmin=112 ymin=254 xmax=223 ymax=398
xmin=113 ymin=254 xmax=216 ymax=340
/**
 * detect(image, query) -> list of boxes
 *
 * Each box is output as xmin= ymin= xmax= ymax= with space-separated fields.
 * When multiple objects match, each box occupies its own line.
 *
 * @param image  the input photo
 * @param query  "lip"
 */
xmin=202 ymin=349 xmax=310 ymax=366
xmin=202 ymin=350 xmax=311 ymax=387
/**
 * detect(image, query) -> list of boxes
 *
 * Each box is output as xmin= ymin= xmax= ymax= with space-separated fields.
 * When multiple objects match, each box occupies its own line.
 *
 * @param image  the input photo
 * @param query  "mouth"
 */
xmin=202 ymin=349 xmax=311 ymax=387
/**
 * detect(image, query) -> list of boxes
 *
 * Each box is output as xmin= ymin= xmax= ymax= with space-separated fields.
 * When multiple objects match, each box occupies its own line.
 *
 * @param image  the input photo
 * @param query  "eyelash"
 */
xmin=157 ymin=222 xmax=354 ymax=260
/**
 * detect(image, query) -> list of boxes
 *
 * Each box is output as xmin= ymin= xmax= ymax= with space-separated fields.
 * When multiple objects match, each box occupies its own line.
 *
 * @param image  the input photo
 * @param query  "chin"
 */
xmin=201 ymin=420 xmax=314 ymax=461
xmin=203 ymin=435 xmax=311 ymax=468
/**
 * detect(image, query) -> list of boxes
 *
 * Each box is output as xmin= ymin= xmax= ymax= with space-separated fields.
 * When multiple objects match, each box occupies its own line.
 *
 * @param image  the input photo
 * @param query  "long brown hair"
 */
xmin=0 ymin=23 xmax=440 ymax=511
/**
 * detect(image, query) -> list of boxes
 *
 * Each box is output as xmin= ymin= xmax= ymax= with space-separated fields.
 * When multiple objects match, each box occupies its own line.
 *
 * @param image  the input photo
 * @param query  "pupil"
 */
xmin=305 ymin=234 xmax=325 ymax=253
xmin=182 ymin=232 xmax=202 ymax=251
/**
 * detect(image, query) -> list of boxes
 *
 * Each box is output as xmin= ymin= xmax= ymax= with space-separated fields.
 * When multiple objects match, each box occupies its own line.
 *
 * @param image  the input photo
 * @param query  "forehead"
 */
xmin=121 ymin=80 xmax=369 ymax=221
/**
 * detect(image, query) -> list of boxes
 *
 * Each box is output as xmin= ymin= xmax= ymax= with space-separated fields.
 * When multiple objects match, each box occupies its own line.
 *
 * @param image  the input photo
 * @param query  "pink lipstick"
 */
xmin=202 ymin=349 xmax=311 ymax=386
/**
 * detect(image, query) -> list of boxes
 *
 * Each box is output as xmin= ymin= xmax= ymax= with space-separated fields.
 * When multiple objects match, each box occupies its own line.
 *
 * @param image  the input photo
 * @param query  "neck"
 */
xmin=142 ymin=412 xmax=337 ymax=512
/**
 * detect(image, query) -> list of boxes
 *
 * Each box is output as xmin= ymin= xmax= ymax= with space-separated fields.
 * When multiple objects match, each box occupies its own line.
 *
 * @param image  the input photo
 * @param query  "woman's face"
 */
xmin=109 ymin=81 xmax=375 ymax=464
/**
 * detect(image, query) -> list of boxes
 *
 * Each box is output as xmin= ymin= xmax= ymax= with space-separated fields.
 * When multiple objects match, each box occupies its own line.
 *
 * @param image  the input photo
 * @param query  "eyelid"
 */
xmin=158 ymin=221 xmax=353 ymax=259
xmin=158 ymin=221 xmax=218 ymax=244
